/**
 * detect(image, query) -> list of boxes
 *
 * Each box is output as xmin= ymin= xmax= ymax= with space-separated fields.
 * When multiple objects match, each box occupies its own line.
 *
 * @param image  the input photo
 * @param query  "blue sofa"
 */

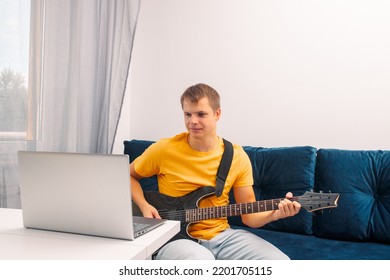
xmin=124 ymin=140 xmax=390 ymax=260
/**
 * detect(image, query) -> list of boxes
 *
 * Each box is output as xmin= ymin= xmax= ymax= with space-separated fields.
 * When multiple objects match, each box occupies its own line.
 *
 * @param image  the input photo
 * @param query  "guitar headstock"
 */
xmin=296 ymin=191 xmax=339 ymax=212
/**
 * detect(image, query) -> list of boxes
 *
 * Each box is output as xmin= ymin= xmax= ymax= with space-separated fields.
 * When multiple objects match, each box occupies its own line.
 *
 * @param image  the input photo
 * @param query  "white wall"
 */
xmin=114 ymin=0 xmax=390 ymax=152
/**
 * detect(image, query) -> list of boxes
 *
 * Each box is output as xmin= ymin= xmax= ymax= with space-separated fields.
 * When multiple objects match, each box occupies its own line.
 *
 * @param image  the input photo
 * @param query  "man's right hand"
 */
xmin=140 ymin=202 xmax=161 ymax=219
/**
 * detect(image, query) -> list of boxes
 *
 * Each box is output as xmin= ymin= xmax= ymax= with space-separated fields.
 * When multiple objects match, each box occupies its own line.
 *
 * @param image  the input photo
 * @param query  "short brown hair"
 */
xmin=180 ymin=83 xmax=220 ymax=111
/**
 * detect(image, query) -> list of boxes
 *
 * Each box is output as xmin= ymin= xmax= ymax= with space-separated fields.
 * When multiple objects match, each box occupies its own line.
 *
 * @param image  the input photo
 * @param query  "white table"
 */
xmin=0 ymin=208 xmax=180 ymax=260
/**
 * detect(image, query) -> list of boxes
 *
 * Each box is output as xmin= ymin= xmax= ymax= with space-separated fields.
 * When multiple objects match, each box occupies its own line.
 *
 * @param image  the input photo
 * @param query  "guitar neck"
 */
xmin=185 ymin=198 xmax=286 ymax=223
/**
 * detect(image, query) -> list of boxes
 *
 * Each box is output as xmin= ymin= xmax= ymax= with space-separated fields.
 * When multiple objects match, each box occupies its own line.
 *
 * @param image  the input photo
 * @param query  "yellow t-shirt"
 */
xmin=134 ymin=132 xmax=254 ymax=240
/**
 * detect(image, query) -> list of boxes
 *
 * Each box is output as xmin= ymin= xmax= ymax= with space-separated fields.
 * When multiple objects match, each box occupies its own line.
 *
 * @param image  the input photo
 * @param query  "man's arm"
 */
xmin=233 ymin=186 xmax=301 ymax=228
xmin=129 ymin=162 xmax=161 ymax=219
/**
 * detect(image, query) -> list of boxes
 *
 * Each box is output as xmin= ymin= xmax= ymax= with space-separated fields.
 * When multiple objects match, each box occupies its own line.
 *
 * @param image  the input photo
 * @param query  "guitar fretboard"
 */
xmin=185 ymin=198 xmax=284 ymax=222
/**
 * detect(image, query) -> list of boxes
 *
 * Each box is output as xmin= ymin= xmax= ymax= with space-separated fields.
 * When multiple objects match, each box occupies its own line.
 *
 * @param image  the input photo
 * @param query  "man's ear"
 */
xmin=215 ymin=108 xmax=221 ymax=120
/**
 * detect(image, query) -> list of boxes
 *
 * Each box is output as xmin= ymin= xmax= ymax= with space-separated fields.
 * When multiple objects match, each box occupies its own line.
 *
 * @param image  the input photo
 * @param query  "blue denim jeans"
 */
xmin=155 ymin=228 xmax=290 ymax=260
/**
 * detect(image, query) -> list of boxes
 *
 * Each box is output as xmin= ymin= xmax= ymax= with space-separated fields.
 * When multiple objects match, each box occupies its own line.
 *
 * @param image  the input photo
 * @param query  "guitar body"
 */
xmin=144 ymin=186 xmax=216 ymax=241
xmin=144 ymin=186 xmax=215 ymax=214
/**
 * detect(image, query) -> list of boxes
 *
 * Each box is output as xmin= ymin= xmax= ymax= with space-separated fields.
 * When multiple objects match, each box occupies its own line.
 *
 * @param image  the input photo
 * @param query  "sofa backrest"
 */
xmin=314 ymin=149 xmax=390 ymax=243
xmin=229 ymin=146 xmax=317 ymax=235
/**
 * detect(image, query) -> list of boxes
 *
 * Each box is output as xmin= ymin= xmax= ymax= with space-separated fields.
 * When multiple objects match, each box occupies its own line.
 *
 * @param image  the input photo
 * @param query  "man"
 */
xmin=130 ymin=83 xmax=301 ymax=260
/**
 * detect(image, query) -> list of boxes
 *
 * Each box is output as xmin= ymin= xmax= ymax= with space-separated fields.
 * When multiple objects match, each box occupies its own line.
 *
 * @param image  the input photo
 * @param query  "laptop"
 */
xmin=17 ymin=151 xmax=165 ymax=240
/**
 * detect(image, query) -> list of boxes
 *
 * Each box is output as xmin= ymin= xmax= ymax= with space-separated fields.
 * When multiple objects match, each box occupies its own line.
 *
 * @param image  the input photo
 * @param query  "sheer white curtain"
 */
xmin=33 ymin=0 xmax=140 ymax=153
xmin=0 ymin=0 xmax=140 ymax=208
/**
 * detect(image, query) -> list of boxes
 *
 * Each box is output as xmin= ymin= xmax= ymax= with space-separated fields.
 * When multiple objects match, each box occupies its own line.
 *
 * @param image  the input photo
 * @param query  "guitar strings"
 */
xmin=157 ymin=198 xmax=290 ymax=222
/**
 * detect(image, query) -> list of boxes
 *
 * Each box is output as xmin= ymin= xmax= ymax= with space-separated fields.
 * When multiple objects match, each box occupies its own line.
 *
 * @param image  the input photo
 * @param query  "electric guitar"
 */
xmin=141 ymin=186 xmax=340 ymax=240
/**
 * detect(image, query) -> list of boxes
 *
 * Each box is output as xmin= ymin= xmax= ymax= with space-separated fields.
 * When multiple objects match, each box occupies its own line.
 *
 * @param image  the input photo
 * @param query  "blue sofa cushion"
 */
xmin=314 ymin=149 xmax=390 ymax=243
xmin=232 ymin=226 xmax=390 ymax=260
xmin=229 ymin=146 xmax=317 ymax=235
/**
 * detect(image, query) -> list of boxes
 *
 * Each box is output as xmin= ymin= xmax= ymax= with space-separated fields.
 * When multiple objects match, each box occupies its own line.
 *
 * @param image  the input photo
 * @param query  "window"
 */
xmin=0 ymin=0 xmax=31 ymax=140
xmin=1 ymin=0 xmax=32 ymax=208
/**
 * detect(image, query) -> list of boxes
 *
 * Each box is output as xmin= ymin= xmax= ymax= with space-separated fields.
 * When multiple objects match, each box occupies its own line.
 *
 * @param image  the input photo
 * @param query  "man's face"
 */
xmin=182 ymin=97 xmax=221 ymax=140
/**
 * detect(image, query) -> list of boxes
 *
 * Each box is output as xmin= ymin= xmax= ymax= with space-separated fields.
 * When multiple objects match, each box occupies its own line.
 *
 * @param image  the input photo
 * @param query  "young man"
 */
xmin=130 ymin=83 xmax=301 ymax=260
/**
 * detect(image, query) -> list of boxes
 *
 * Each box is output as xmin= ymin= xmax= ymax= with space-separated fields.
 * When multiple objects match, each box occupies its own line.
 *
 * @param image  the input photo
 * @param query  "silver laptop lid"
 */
xmin=18 ymin=151 xmax=135 ymax=240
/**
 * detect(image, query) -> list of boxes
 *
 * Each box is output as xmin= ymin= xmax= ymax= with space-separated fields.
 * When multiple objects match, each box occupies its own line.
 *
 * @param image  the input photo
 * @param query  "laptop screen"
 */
xmin=18 ymin=151 xmax=136 ymax=240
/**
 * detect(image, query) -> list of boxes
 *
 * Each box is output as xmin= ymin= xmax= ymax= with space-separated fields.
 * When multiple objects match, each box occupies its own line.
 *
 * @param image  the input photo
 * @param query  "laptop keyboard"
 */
xmin=134 ymin=222 xmax=150 ymax=232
